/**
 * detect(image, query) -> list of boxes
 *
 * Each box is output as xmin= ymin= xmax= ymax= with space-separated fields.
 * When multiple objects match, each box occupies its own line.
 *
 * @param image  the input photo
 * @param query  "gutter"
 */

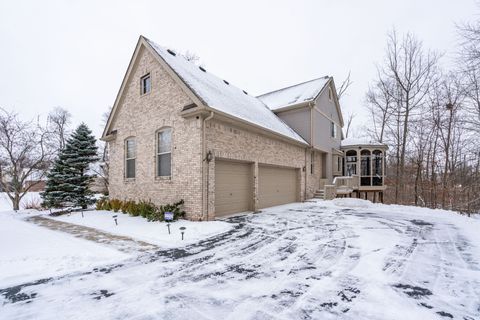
xmin=202 ymin=111 xmax=214 ymax=220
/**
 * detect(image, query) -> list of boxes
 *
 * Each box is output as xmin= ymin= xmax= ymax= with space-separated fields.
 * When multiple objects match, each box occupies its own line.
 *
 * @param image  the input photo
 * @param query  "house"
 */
xmin=102 ymin=36 xmax=386 ymax=220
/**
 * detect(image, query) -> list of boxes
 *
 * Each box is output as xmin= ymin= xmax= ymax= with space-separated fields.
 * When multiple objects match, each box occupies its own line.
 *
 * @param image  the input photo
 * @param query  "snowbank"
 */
xmin=0 ymin=212 xmax=128 ymax=287
xmin=0 ymin=192 xmax=42 ymax=211
xmin=51 ymin=210 xmax=234 ymax=248
xmin=332 ymin=198 xmax=373 ymax=208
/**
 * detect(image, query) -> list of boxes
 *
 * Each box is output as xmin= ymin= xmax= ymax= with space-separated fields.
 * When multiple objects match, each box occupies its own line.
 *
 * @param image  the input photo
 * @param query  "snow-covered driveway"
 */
xmin=1 ymin=200 xmax=479 ymax=320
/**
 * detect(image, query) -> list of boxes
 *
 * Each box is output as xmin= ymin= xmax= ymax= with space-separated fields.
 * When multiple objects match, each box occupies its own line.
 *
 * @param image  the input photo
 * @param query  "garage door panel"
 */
xmin=259 ymin=165 xmax=297 ymax=209
xmin=215 ymin=161 xmax=252 ymax=217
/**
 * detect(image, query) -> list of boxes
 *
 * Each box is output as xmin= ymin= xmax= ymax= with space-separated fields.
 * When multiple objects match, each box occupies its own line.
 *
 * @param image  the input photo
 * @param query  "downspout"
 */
xmin=202 ymin=111 xmax=214 ymax=221
xmin=306 ymin=101 xmax=314 ymax=200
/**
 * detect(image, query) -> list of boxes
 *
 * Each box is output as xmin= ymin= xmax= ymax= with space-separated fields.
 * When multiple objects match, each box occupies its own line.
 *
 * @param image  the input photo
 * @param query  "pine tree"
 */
xmin=41 ymin=123 xmax=99 ymax=209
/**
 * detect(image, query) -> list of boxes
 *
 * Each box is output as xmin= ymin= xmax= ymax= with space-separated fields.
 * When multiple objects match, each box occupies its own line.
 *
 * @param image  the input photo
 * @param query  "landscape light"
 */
xmin=180 ymin=226 xmax=186 ymax=240
xmin=112 ymin=215 xmax=118 ymax=226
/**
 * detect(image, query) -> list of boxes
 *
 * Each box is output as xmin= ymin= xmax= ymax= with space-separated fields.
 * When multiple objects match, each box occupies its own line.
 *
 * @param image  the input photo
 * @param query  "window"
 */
xmin=125 ymin=138 xmax=136 ymax=178
xmin=328 ymin=87 xmax=333 ymax=101
xmin=345 ymin=150 xmax=357 ymax=176
xmin=372 ymin=150 xmax=383 ymax=186
xmin=330 ymin=122 xmax=336 ymax=138
xmin=360 ymin=150 xmax=371 ymax=186
xmin=157 ymin=128 xmax=172 ymax=177
xmin=141 ymin=74 xmax=151 ymax=95
xmin=337 ymin=156 xmax=342 ymax=172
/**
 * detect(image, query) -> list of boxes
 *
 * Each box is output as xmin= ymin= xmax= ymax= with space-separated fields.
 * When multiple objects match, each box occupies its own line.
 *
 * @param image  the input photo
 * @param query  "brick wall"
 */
xmin=107 ymin=46 xmax=204 ymax=219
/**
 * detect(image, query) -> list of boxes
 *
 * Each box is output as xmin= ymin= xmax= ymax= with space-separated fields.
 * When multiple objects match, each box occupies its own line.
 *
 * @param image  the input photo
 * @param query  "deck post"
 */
xmin=373 ymin=192 xmax=376 ymax=203
xmin=364 ymin=192 xmax=368 ymax=200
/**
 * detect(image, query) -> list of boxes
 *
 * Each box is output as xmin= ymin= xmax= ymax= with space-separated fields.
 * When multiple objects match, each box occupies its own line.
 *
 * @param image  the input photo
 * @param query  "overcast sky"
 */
xmin=0 ymin=0 xmax=478 ymax=137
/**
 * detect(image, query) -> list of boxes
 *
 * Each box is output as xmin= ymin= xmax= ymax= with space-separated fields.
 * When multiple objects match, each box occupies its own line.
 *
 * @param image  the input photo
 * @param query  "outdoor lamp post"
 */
xmin=112 ymin=215 xmax=118 ymax=225
xmin=180 ymin=226 xmax=186 ymax=240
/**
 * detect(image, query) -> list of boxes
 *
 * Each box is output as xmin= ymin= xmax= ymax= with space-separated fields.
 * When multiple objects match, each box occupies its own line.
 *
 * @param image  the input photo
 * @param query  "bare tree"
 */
xmin=337 ymin=71 xmax=352 ymax=100
xmin=344 ymin=112 xmax=356 ymax=138
xmin=47 ymin=107 xmax=71 ymax=151
xmin=458 ymin=20 xmax=480 ymax=69
xmin=91 ymin=106 xmax=112 ymax=194
xmin=0 ymin=108 xmax=54 ymax=210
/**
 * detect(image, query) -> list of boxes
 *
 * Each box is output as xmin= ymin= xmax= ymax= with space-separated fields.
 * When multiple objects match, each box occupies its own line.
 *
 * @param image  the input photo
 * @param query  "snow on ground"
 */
xmin=1 ymin=200 xmax=480 ymax=319
xmin=50 ymin=210 xmax=234 ymax=247
xmin=0 ymin=192 xmax=42 ymax=211
xmin=0 ymin=212 xmax=128 ymax=287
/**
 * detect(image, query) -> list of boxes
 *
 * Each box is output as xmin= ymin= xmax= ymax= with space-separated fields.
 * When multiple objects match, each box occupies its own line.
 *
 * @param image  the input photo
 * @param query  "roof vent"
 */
xmin=167 ymin=49 xmax=176 ymax=56
xmin=199 ymin=66 xmax=206 ymax=72
xmin=223 ymin=80 xmax=229 ymax=85
xmin=243 ymin=90 xmax=248 ymax=95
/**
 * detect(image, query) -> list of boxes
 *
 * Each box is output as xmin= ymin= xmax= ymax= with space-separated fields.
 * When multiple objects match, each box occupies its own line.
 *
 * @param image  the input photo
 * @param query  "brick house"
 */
xmin=102 ymin=36 xmax=385 ymax=220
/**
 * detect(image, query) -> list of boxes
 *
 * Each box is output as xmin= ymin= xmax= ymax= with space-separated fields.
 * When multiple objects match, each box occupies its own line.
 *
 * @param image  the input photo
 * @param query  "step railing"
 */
xmin=324 ymin=175 xmax=360 ymax=200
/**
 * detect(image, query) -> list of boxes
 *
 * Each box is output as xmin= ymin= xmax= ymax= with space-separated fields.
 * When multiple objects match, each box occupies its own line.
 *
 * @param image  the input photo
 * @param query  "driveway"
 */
xmin=1 ymin=200 xmax=479 ymax=320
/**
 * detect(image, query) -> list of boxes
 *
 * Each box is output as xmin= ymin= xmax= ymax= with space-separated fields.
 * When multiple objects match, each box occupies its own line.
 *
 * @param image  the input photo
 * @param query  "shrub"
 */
xmin=23 ymin=197 xmax=42 ymax=210
xmin=149 ymin=199 xmax=186 ymax=222
xmin=110 ymin=199 xmax=123 ymax=212
xmin=96 ymin=197 xmax=109 ymax=210
xmin=97 ymin=197 xmax=186 ymax=222
xmin=137 ymin=200 xmax=157 ymax=219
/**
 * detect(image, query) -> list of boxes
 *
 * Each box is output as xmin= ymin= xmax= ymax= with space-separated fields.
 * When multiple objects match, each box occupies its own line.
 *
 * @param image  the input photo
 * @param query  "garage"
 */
xmin=215 ymin=160 xmax=253 ymax=217
xmin=258 ymin=165 xmax=298 ymax=209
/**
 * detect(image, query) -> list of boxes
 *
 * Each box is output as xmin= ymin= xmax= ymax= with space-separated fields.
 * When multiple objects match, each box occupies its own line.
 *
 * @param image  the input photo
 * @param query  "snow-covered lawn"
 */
xmin=0 ymin=212 xmax=128 ymax=287
xmin=50 ymin=210 xmax=234 ymax=247
xmin=1 ymin=199 xmax=480 ymax=319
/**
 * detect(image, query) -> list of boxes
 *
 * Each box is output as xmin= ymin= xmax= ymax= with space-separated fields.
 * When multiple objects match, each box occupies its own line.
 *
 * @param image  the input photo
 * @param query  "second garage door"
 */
xmin=258 ymin=165 xmax=298 ymax=209
xmin=215 ymin=161 xmax=253 ymax=217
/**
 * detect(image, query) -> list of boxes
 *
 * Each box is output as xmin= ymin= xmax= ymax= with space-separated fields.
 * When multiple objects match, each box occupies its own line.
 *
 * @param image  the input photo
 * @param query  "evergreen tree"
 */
xmin=41 ymin=123 xmax=99 ymax=209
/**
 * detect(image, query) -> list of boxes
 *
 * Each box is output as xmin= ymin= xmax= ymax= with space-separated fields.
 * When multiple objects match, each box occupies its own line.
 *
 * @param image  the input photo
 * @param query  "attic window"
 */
xmin=141 ymin=74 xmax=151 ymax=95
xmin=167 ymin=49 xmax=176 ymax=56
xmin=328 ymin=87 xmax=333 ymax=101
xmin=223 ymin=80 xmax=229 ymax=85
xmin=199 ymin=66 xmax=206 ymax=72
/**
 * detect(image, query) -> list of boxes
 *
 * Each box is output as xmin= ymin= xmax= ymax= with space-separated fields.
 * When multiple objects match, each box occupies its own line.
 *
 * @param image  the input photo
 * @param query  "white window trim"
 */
xmin=125 ymin=137 xmax=136 ymax=179
xmin=156 ymin=128 xmax=172 ymax=178
xmin=141 ymin=73 xmax=151 ymax=95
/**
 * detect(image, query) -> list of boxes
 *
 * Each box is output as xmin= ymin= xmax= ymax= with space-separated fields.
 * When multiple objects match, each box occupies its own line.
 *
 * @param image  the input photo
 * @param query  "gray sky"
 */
xmin=0 ymin=0 xmax=477 ymax=138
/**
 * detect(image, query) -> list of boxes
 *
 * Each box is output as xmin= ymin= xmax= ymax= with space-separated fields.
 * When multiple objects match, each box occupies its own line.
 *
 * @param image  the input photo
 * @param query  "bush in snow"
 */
xmin=110 ymin=199 xmax=122 ymax=212
xmin=95 ymin=198 xmax=186 ymax=221
xmin=151 ymin=199 xmax=186 ymax=222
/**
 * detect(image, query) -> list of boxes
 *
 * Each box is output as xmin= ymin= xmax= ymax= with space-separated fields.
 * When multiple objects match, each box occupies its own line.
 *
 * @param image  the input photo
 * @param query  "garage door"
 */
xmin=215 ymin=161 xmax=253 ymax=217
xmin=259 ymin=165 xmax=298 ymax=209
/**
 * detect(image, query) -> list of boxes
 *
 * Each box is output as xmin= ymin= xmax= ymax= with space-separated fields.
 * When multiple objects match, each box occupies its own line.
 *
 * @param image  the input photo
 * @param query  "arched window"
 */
xmin=360 ymin=150 xmax=371 ymax=186
xmin=372 ymin=150 xmax=383 ymax=186
xmin=157 ymin=128 xmax=172 ymax=177
xmin=345 ymin=150 xmax=357 ymax=176
xmin=125 ymin=137 xmax=136 ymax=178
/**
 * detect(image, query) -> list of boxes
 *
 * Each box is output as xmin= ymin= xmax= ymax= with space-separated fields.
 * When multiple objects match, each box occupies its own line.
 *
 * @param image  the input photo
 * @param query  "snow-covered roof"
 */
xmin=257 ymin=77 xmax=330 ymax=111
xmin=145 ymin=38 xmax=307 ymax=145
xmin=341 ymin=137 xmax=387 ymax=148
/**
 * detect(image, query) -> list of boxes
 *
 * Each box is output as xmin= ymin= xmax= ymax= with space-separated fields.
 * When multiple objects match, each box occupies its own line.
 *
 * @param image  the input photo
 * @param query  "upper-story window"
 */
xmin=328 ymin=87 xmax=333 ymax=101
xmin=330 ymin=121 xmax=337 ymax=138
xmin=157 ymin=128 xmax=172 ymax=177
xmin=125 ymin=137 xmax=136 ymax=178
xmin=141 ymin=73 xmax=151 ymax=95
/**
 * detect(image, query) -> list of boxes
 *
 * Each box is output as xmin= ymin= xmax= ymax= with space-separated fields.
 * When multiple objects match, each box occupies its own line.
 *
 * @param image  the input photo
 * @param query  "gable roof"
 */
xmin=257 ymin=77 xmax=330 ymax=111
xmin=143 ymin=38 xmax=307 ymax=145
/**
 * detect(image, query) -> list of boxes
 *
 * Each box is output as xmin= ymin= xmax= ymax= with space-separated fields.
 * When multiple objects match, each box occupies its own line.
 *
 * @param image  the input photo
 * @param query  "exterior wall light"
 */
xmin=206 ymin=150 xmax=213 ymax=162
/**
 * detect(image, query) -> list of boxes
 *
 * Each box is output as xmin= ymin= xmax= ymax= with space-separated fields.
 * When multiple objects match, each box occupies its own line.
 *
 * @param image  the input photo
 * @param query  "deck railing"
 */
xmin=324 ymin=175 xmax=360 ymax=199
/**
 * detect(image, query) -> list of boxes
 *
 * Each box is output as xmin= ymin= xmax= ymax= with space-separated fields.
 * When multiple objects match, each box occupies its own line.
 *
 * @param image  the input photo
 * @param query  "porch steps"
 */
xmin=313 ymin=190 xmax=325 ymax=199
